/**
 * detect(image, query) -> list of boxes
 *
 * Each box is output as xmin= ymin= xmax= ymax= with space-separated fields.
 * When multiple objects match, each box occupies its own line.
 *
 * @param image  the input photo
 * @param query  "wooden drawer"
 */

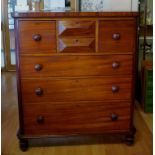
xmin=58 ymin=20 xmax=96 ymax=37
xmin=19 ymin=55 xmax=133 ymax=77
xmin=58 ymin=37 xmax=95 ymax=53
xmin=18 ymin=21 xmax=56 ymax=54
xmin=23 ymin=101 xmax=131 ymax=136
xmin=21 ymin=77 xmax=132 ymax=102
xmin=99 ymin=20 xmax=136 ymax=53
xmin=58 ymin=20 xmax=96 ymax=53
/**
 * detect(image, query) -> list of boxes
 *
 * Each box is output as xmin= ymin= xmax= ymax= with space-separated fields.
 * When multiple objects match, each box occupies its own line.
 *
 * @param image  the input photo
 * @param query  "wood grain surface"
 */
xmin=58 ymin=37 xmax=95 ymax=53
xmin=19 ymin=55 xmax=133 ymax=77
xmin=99 ymin=20 xmax=136 ymax=53
xmin=11 ymin=11 xmax=139 ymax=18
xmin=1 ymin=72 xmax=153 ymax=155
xmin=58 ymin=20 xmax=96 ymax=37
xmin=21 ymin=77 xmax=132 ymax=102
xmin=18 ymin=20 xmax=56 ymax=54
xmin=12 ymin=12 xmax=138 ymax=148
xmin=23 ymin=101 xmax=131 ymax=135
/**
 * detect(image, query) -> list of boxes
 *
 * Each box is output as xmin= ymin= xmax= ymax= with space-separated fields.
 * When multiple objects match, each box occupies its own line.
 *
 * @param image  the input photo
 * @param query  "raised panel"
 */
xmin=58 ymin=37 xmax=95 ymax=53
xmin=58 ymin=20 xmax=96 ymax=37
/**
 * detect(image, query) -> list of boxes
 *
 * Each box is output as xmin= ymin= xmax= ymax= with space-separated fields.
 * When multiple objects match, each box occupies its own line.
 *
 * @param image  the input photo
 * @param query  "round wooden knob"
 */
xmin=112 ymin=62 xmax=120 ymax=69
xmin=35 ymin=88 xmax=43 ymax=96
xmin=112 ymin=86 xmax=119 ymax=93
xmin=36 ymin=115 xmax=44 ymax=124
xmin=112 ymin=33 xmax=120 ymax=40
xmin=33 ymin=34 xmax=42 ymax=41
xmin=34 ymin=64 xmax=42 ymax=71
xmin=111 ymin=113 xmax=118 ymax=121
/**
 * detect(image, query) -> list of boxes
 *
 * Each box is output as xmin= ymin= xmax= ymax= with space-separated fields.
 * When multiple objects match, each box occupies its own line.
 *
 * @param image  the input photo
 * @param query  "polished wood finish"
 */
xmin=21 ymin=77 xmax=132 ymax=102
xmin=99 ymin=20 xmax=136 ymax=53
xmin=23 ymin=101 xmax=131 ymax=135
xmin=1 ymin=72 xmax=153 ymax=155
xmin=18 ymin=21 xmax=56 ymax=54
xmin=12 ymin=11 xmax=138 ymax=149
xmin=58 ymin=20 xmax=96 ymax=53
xmin=19 ymin=55 xmax=133 ymax=77
xmin=12 ymin=11 xmax=139 ymax=18
xmin=58 ymin=37 xmax=95 ymax=53
xmin=58 ymin=20 xmax=96 ymax=37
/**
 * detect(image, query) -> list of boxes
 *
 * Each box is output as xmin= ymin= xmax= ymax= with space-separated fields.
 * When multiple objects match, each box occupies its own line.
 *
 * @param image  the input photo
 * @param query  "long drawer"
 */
xmin=19 ymin=55 xmax=133 ymax=77
xmin=23 ymin=101 xmax=131 ymax=136
xmin=21 ymin=77 xmax=132 ymax=102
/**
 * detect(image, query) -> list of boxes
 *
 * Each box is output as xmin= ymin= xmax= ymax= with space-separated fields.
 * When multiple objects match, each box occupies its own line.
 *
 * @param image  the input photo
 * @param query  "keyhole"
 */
xmin=75 ymin=39 xmax=79 ymax=43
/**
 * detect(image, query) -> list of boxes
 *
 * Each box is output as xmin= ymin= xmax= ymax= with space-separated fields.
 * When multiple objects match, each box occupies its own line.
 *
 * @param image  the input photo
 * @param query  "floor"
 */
xmin=1 ymin=72 xmax=153 ymax=155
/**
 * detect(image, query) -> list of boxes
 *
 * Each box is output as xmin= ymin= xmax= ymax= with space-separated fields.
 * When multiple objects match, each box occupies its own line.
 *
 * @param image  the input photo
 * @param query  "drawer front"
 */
xmin=58 ymin=20 xmax=96 ymax=37
xmin=99 ymin=20 xmax=136 ymax=53
xmin=20 ymin=55 xmax=133 ymax=77
xmin=18 ymin=21 xmax=56 ymax=54
xmin=21 ymin=77 xmax=132 ymax=102
xmin=23 ymin=101 xmax=131 ymax=135
xmin=58 ymin=37 xmax=95 ymax=53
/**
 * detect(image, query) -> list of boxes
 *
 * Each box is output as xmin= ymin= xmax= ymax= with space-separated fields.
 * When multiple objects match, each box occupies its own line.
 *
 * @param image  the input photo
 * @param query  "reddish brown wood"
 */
xmin=14 ymin=18 xmax=25 ymax=134
xmin=58 ymin=37 xmax=95 ymax=53
xmin=18 ymin=20 xmax=56 ymax=54
xmin=21 ymin=77 xmax=132 ymax=102
xmin=58 ymin=20 xmax=96 ymax=37
xmin=23 ymin=101 xmax=131 ymax=136
xmin=99 ymin=20 xmax=136 ymax=53
xmin=11 ymin=11 xmax=139 ymax=18
xmin=19 ymin=55 xmax=133 ymax=77
xmin=12 ymin=12 xmax=138 ymax=146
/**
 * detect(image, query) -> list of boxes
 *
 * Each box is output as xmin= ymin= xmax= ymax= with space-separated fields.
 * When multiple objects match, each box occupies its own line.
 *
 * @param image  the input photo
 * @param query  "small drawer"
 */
xmin=18 ymin=21 xmax=56 ymax=54
xmin=23 ymin=101 xmax=131 ymax=136
xmin=19 ymin=55 xmax=133 ymax=77
xmin=99 ymin=20 xmax=136 ymax=53
xmin=58 ymin=20 xmax=96 ymax=37
xmin=58 ymin=37 xmax=95 ymax=53
xmin=21 ymin=76 xmax=132 ymax=103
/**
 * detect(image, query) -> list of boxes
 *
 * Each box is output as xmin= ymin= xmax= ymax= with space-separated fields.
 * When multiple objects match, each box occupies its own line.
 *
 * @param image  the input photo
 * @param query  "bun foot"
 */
xmin=124 ymin=126 xmax=136 ymax=146
xmin=124 ymin=135 xmax=135 ymax=145
xmin=19 ymin=139 xmax=29 ymax=151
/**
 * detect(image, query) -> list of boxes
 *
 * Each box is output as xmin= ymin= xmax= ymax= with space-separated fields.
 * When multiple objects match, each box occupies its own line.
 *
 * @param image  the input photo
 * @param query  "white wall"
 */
xmin=81 ymin=0 xmax=139 ymax=12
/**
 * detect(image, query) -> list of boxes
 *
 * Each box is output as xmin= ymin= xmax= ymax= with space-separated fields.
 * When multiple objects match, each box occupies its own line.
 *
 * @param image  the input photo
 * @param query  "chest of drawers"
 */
xmin=12 ymin=11 xmax=138 ymax=151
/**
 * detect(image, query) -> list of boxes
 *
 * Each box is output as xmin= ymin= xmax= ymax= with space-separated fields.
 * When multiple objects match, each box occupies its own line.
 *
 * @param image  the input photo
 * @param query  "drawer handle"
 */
xmin=112 ymin=33 xmax=120 ymax=40
xmin=33 ymin=34 xmax=42 ymax=41
xmin=112 ymin=86 xmax=119 ymax=93
xmin=36 ymin=115 xmax=44 ymax=124
xmin=112 ymin=62 xmax=120 ymax=69
xmin=111 ymin=113 xmax=118 ymax=121
xmin=35 ymin=88 xmax=43 ymax=96
xmin=34 ymin=64 xmax=43 ymax=71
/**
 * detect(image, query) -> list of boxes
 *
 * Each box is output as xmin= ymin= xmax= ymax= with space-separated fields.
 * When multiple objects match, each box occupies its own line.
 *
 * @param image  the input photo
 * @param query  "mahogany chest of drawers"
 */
xmin=12 ymin=11 xmax=138 ymax=151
